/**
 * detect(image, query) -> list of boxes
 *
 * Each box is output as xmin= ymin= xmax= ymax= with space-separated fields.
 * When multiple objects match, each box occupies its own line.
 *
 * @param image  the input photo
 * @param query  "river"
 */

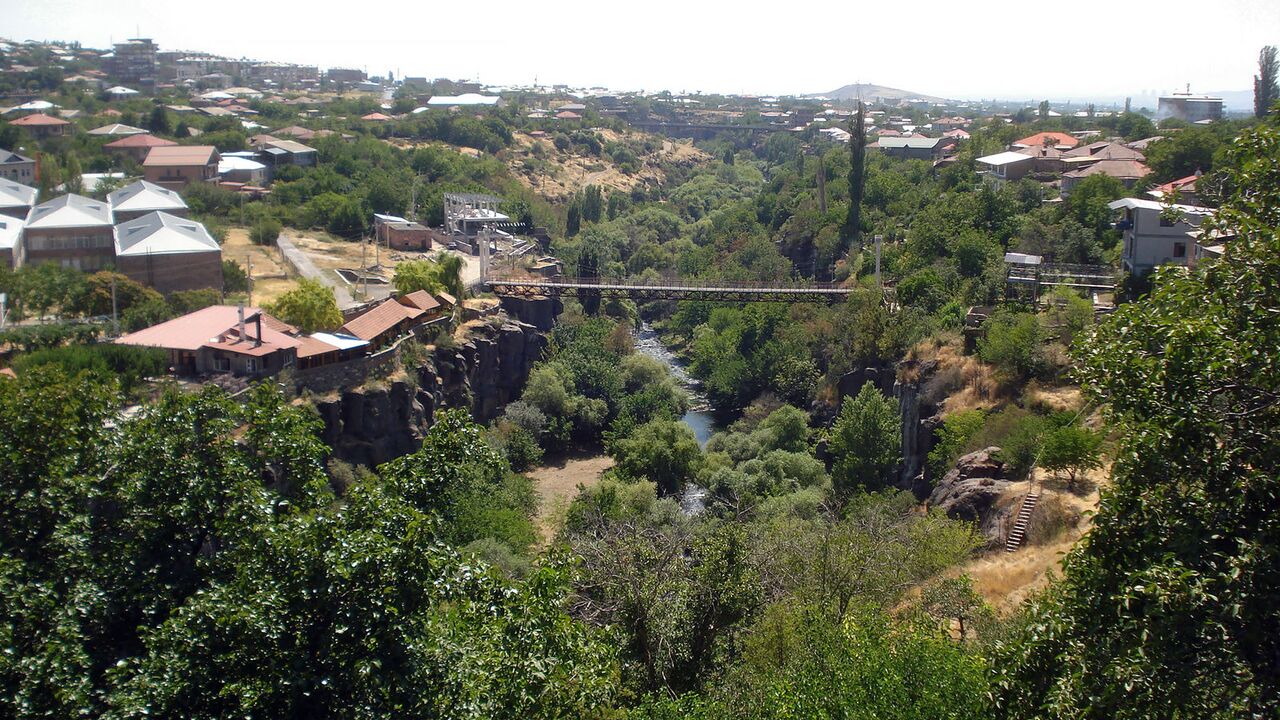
xmin=632 ymin=322 xmax=714 ymax=513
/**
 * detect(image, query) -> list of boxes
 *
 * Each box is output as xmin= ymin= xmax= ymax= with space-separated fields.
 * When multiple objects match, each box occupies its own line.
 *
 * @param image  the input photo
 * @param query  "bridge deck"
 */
xmin=487 ymin=277 xmax=852 ymax=303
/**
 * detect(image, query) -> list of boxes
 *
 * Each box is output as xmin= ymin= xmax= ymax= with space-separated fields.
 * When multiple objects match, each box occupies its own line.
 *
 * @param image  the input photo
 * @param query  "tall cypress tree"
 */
xmin=844 ymin=101 xmax=867 ymax=249
xmin=1255 ymin=45 xmax=1279 ymax=118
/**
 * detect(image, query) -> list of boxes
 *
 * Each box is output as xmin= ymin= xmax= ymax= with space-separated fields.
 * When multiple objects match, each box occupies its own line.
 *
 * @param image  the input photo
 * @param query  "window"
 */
xmin=213 ymin=356 xmax=230 ymax=372
xmin=1174 ymin=242 xmax=1186 ymax=258
xmin=1159 ymin=215 xmax=1176 ymax=227
xmin=245 ymin=358 xmax=257 ymax=374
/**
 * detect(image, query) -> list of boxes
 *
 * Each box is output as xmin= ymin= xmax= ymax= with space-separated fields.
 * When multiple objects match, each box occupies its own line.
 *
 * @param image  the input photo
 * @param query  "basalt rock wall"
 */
xmin=314 ymin=318 xmax=549 ymax=468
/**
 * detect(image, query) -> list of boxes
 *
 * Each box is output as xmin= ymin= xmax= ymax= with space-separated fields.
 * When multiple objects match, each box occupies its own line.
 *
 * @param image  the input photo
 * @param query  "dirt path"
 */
xmin=526 ymin=453 xmax=614 ymax=544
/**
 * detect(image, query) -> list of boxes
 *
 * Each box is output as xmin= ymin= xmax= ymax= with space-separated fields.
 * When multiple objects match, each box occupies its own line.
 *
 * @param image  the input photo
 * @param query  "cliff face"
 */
xmin=894 ymin=359 xmax=941 ymax=499
xmin=314 ymin=318 xmax=548 ymax=468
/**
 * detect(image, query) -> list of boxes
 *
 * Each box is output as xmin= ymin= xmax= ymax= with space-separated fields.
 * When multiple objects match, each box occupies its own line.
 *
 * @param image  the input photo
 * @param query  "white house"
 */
xmin=1108 ymin=197 xmax=1214 ymax=275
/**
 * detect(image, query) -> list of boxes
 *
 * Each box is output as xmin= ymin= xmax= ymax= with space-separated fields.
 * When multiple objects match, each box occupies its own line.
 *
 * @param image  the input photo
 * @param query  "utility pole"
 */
xmin=111 ymin=276 xmax=119 ymax=334
xmin=0 ymin=293 xmax=8 ymax=330
xmin=816 ymin=157 xmax=827 ymax=214
xmin=874 ymin=234 xmax=882 ymax=289
xmin=246 ymin=254 xmax=253 ymax=306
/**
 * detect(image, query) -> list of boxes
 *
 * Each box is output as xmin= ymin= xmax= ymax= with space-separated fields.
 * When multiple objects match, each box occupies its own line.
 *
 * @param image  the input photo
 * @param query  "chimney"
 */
xmin=254 ymin=313 xmax=263 ymax=347
xmin=237 ymin=304 xmax=245 ymax=342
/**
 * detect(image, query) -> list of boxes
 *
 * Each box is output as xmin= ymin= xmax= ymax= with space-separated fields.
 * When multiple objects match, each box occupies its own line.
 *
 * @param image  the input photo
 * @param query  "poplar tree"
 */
xmin=1255 ymin=45 xmax=1278 ymax=118
xmin=844 ymin=101 xmax=866 ymax=247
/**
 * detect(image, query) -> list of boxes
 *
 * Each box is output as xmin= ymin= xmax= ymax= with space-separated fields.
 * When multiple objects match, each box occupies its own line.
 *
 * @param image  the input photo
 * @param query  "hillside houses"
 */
xmin=0 ymin=180 xmax=223 ymax=290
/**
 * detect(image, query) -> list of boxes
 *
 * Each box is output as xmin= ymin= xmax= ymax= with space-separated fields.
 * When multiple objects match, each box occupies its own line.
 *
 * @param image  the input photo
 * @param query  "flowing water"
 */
xmin=633 ymin=322 xmax=713 ymax=512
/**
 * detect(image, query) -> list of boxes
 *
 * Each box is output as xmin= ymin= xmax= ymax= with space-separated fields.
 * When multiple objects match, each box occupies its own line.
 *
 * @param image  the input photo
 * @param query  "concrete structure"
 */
xmin=108 ymin=180 xmax=189 ymax=222
xmin=1109 ymin=197 xmax=1214 ymax=274
xmin=143 ymin=145 xmax=220 ymax=190
xmin=23 ymin=194 xmax=116 ymax=271
xmin=374 ymin=213 xmax=434 ymax=251
xmin=0 ymin=179 xmax=37 ymax=220
xmin=976 ymin=151 xmax=1034 ymax=183
xmin=249 ymin=62 xmax=319 ymax=88
xmin=0 ymin=150 xmax=36 ymax=184
xmin=104 ymin=134 xmax=178 ymax=163
xmin=258 ymin=139 xmax=317 ymax=169
xmin=0 ymin=215 xmax=22 ymax=269
xmin=1158 ymin=92 xmax=1223 ymax=123
xmin=9 ymin=113 xmax=71 ymax=138
xmin=115 ymin=305 xmax=300 ymax=377
xmin=113 ymin=211 xmax=222 ymax=293
xmin=110 ymin=38 xmax=158 ymax=86
xmin=218 ymin=154 xmax=269 ymax=185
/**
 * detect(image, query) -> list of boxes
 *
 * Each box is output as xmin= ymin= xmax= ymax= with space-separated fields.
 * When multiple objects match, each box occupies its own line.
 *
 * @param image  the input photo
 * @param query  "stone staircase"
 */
xmin=1005 ymin=491 xmax=1040 ymax=553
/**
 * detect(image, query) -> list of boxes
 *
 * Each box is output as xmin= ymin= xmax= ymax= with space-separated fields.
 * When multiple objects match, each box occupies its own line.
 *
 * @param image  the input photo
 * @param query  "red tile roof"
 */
xmin=143 ymin=145 xmax=218 ymax=166
xmin=294 ymin=335 xmax=339 ymax=359
xmin=340 ymin=299 xmax=423 ymax=341
xmin=10 ymin=113 xmax=70 ymax=127
xmin=104 ymin=134 xmax=178 ymax=149
xmin=1012 ymin=131 xmax=1079 ymax=149
xmin=116 ymin=305 xmax=301 ymax=353
xmin=361 ymin=112 xmax=392 ymax=121
xmin=397 ymin=290 xmax=442 ymax=313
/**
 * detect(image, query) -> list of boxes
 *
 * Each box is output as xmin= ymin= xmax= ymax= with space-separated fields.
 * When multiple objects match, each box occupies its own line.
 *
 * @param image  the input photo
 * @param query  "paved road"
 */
xmin=276 ymin=234 xmax=359 ymax=309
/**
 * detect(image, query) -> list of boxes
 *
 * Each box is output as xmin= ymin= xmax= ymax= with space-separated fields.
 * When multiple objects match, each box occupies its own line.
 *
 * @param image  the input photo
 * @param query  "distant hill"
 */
xmin=811 ymin=83 xmax=949 ymax=103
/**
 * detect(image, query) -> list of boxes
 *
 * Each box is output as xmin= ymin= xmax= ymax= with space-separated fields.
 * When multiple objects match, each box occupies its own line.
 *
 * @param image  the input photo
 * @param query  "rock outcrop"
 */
xmin=893 ymin=358 xmax=941 ymax=499
xmin=927 ymin=447 xmax=1012 ymax=546
xmin=316 ymin=318 xmax=547 ymax=468
xmin=498 ymin=295 xmax=563 ymax=332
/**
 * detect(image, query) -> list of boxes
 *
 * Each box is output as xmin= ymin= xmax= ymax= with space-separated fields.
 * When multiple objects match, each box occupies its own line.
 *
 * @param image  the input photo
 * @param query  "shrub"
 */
xmin=10 ymin=343 xmax=165 ymax=393
xmin=250 ymin=218 xmax=282 ymax=246
xmin=927 ymin=409 xmax=986 ymax=479
xmin=978 ymin=309 xmax=1044 ymax=379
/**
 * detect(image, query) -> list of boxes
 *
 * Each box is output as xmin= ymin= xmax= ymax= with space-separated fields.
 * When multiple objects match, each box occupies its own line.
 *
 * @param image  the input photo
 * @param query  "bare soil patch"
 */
xmin=526 ymin=453 xmax=614 ymax=544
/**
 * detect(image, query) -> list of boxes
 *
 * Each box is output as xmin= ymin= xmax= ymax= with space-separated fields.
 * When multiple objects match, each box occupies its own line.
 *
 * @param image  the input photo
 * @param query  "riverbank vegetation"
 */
xmin=3 ymin=87 xmax=1279 ymax=717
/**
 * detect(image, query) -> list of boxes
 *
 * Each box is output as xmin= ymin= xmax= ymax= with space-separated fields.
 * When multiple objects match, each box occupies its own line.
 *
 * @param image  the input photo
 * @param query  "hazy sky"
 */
xmin=3 ymin=0 xmax=1278 ymax=100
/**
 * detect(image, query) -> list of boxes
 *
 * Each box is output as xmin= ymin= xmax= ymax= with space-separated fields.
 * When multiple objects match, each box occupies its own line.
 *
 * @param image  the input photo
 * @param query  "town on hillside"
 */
xmin=1 ymin=23 xmax=1279 ymax=720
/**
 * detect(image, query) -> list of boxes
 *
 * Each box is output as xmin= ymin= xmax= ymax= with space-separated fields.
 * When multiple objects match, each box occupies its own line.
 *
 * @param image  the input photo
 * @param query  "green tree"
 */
xmin=990 ymin=116 xmax=1280 ymax=719
xmin=222 ymin=259 xmax=249 ymax=293
xmin=1037 ymin=424 xmax=1103 ymax=492
xmin=611 ymin=419 xmax=704 ymax=496
xmin=844 ymin=101 xmax=867 ymax=248
xmin=393 ymin=258 xmax=445 ymax=295
xmin=1144 ymin=126 xmax=1223 ymax=182
xmin=250 ymin=217 xmax=281 ymax=246
xmin=62 ymin=152 xmax=83 ymax=195
xmin=978 ymin=309 xmax=1044 ymax=380
xmin=1255 ymin=45 xmax=1278 ymax=118
xmin=148 ymin=105 xmax=171 ymax=134
xmin=265 ymin=277 xmax=342 ymax=332
xmin=829 ymin=382 xmax=901 ymax=495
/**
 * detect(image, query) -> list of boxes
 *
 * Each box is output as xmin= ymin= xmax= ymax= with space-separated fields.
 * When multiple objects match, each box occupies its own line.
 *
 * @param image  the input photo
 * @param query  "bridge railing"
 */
xmin=488 ymin=274 xmax=849 ymax=292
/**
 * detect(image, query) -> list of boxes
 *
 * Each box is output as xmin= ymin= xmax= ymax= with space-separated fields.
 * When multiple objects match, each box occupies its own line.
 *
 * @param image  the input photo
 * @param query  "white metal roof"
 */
xmin=109 ymin=180 xmax=188 ymax=214
xmin=310 ymin=332 xmax=369 ymax=351
xmin=977 ymin=151 xmax=1034 ymax=166
xmin=0 ymin=216 xmax=22 ymax=250
xmin=1107 ymin=197 xmax=1213 ymax=214
xmin=218 ymin=156 xmax=267 ymax=172
xmin=113 ymin=211 xmax=219 ymax=256
xmin=1004 ymin=252 xmax=1042 ymax=265
xmin=426 ymin=93 xmax=500 ymax=106
xmin=26 ymin=194 xmax=113 ymax=229
xmin=0 ymin=179 xmax=37 ymax=209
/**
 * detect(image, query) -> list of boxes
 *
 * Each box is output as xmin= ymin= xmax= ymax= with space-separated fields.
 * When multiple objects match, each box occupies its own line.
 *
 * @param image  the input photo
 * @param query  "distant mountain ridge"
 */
xmin=811 ymin=83 xmax=949 ymax=103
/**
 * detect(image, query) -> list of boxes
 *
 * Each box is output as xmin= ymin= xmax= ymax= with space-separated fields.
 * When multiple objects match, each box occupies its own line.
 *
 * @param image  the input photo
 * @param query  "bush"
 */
xmin=927 ymin=409 xmax=986 ymax=479
xmin=978 ymin=309 xmax=1044 ymax=379
xmin=10 ymin=343 xmax=165 ymax=393
xmin=222 ymin=260 xmax=250 ymax=294
xmin=250 ymin=218 xmax=282 ymax=246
